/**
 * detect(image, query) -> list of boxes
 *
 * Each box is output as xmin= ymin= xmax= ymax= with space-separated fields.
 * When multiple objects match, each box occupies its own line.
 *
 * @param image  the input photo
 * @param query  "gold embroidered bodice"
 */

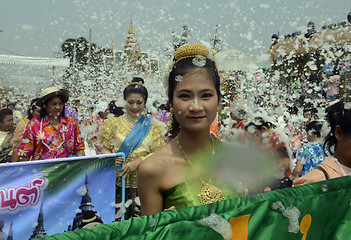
xmin=98 ymin=115 xmax=166 ymax=188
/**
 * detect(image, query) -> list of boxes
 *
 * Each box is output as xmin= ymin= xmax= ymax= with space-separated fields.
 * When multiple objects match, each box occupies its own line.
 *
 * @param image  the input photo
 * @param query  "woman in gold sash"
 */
xmin=98 ymin=77 xmax=166 ymax=220
xmin=138 ymin=44 xmax=240 ymax=216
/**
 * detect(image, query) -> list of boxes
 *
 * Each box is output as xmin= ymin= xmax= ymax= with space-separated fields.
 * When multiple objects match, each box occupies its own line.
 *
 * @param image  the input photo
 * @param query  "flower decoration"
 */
xmin=162 ymin=59 xmax=175 ymax=90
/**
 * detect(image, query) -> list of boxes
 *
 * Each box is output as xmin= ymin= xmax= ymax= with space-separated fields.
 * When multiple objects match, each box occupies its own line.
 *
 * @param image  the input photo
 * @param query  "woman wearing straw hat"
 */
xmin=17 ymin=87 xmax=85 ymax=161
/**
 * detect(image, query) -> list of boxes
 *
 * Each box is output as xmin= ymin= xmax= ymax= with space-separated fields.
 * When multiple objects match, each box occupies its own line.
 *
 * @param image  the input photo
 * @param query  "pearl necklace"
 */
xmin=176 ymin=135 xmax=225 ymax=205
xmin=333 ymin=157 xmax=351 ymax=176
xmin=39 ymin=118 xmax=65 ymax=154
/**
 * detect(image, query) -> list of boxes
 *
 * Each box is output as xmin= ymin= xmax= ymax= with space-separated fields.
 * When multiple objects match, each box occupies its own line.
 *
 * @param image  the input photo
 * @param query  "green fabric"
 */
xmin=36 ymin=176 xmax=351 ymax=240
xmin=163 ymin=137 xmax=240 ymax=209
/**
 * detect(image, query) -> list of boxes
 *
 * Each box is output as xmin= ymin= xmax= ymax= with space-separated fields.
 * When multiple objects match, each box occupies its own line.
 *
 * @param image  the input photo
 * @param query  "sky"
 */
xmin=0 ymin=0 xmax=350 ymax=67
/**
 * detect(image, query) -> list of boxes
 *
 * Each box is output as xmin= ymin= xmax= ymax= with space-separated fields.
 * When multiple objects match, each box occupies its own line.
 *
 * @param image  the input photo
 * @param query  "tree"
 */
xmin=172 ymin=25 xmax=191 ymax=51
xmin=61 ymin=37 xmax=89 ymax=68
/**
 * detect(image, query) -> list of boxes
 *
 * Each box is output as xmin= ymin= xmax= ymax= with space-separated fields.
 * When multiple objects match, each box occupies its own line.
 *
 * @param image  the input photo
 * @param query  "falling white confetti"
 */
xmin=344 ymin=102 xmax=351 ymax=110
xmin=148 ymin=218 xmax=156 ymax=227
xmin=76 ymin=185 xmax=87 ymax=196
xmin=199 ymin=213 xmax=232 ymax=239
xmin=175 ymin=75 xmax=183 ymax=82
xmin=192 ymin=56 xmax=207 ymax=67
xmin=271 ymin=201 xmax=300 ymax=233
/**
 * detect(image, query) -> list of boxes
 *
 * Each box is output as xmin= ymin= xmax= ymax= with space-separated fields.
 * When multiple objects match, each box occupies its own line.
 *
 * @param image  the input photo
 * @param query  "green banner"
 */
xmin=36 ymin=176 xmax=351 ymax=240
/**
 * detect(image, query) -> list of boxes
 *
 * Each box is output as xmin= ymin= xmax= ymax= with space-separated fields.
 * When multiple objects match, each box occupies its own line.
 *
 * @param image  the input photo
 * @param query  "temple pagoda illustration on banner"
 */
xmin=70 ymin=174 xmax=101 ymax=231
xmin=25 ymin=173 xmax=101 ymax=239
xmin=104 ymin=15 xmax=160 ymax=76
xmin=29 ymin=203 xmax=47 ymax=239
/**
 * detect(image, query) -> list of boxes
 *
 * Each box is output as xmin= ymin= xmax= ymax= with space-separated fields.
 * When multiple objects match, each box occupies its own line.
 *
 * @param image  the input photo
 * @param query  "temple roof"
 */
xmin=123 ymin=15 xmax=143 ymax=71
xmin=124 ymin=15 xmax=140 ymax=53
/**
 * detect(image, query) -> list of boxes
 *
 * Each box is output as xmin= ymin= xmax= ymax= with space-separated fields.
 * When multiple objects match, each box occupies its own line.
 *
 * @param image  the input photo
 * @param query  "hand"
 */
xmin=263 ymin=187 xmax=272 ymax=192
xmin=120 ymin=158 xmax=142 ymax=178
xmin=115 ymin=156 xmax=125 ymax=167
xmin=163 ymin=206 xmax=176 ymax=211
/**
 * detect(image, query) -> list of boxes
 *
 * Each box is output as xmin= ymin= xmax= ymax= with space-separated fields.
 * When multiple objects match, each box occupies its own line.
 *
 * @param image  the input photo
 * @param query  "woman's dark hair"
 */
xmin=123 ymin=77 xmax=148 ymax=103
xmin=305 ymin=121 xmax=322 ymax=138
xmin=40 ymin=95 xmax=66 ymax=118
xmin=332 ymin=69 xmax=340 ymax=76
xmin=323 ymin=101 xmax=351 ymax=155
xmin=303 ymin=103 xmax=318 ymax=119
xmin=27 ymin=98 xmax=39 ymax=120
xmin=288 ymin=105 xmax=298 ymax=115
xmin=250 ymin=117 xmax=276 ymax=130
xmin=0 ymin=108 xmax=13 ymax=123
xmin=109 ymin=100 xmax=124 ymax=117
xmin=167 ymin=57 xmax=221 ymax=138
xmin=158 ymin=103 xmax=170 ymax=112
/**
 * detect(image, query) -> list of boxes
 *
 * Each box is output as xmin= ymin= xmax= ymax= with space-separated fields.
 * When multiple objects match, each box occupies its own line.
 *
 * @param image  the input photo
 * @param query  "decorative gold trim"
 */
xmin=127 ymin=81 xmax=144 ymax=87
xmin=176 ymin=135 xmax=225 ymax=204
xmin=174 ymin=43 xmax=210 ymax=62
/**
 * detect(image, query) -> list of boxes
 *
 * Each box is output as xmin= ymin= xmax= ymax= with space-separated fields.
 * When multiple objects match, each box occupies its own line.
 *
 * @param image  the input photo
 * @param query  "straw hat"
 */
xmin=36 ymin=87 xmax=69 ymax=107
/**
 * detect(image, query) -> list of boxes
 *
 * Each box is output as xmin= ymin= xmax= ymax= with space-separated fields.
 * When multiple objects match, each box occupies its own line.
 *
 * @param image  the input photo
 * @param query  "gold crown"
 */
xmin=127 ymin=81 xmax=144 ymax=87
xmin=174 ymin=43 xmax=210 ymax=62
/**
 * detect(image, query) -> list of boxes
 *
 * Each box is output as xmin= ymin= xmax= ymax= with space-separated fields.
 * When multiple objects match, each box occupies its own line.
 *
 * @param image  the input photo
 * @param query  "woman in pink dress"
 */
xmin=17 ymin=87 xmax=85 ymax=161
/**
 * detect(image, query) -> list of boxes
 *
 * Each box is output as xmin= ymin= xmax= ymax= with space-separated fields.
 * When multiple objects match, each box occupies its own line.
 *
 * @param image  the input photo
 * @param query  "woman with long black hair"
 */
xmin=294 ymin=101 xmax=351 ymax=185
xmin=138 ymin=44 xmax=240 ymax=216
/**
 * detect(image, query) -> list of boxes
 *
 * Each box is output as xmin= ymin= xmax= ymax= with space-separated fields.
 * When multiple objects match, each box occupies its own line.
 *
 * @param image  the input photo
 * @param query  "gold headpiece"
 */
xmin=174 ymin=43 xmax=210 ymax=62
xmin=127 ymin=81 xmax=144 ymax=87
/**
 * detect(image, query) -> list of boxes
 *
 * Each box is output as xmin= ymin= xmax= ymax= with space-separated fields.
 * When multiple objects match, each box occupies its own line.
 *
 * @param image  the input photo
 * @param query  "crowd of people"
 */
xmin=0 ymin=43 xmax=350 ymax=224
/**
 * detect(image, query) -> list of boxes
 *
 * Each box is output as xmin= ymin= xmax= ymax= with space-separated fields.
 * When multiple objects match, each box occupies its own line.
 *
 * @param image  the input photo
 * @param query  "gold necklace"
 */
xmin=176 ymin=135 xmax=225 ymax=205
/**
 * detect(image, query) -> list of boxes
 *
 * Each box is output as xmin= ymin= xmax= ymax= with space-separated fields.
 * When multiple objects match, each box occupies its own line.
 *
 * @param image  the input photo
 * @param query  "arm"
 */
xmin=121 ymin=157 xmax=142 ymax=178
xmin=72 ymin=120 xmax=85 ymax=155
xmin=121 ymin=121 xmax=166 ymax=178
xmin=292 ymin=160 xmax=303 ymax=178
xmin=321 ymin=72 xmax=328 ymax=81
xmin=11 ymin=147 xmax=20 ymax=162
xmin=73 ymin=149 xmax=85 ymax=156
xmin=137 ymin=157 xmax=164 ymax=216
xmin=17 ymin=120 xmax=35 ymax=160
xmin=97 ymin=118 xmax=115 ymax=154
xmin=293 ymin=168 xmax=326 ymax=186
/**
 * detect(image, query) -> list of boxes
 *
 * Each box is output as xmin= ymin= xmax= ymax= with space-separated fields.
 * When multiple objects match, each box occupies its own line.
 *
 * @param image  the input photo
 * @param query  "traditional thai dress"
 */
xmin=98 ymin=114 xmax=166 ymax=220
xmin=0 ymin=129 xmax=14 ymax=163
xmin=18 ymin=116 xmax=85 ymax=160
xmin=164 ymin=179 xmax=240 ymax=210
xmin=164 ymin=138 xmax=240 ymax=210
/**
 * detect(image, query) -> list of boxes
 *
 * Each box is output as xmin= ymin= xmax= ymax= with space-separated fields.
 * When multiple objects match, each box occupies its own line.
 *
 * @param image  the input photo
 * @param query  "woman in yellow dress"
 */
xmin=98 ymin=77 xmax=166 ymax=220
xmin=137 ymin=44 xmax=240 ymax=216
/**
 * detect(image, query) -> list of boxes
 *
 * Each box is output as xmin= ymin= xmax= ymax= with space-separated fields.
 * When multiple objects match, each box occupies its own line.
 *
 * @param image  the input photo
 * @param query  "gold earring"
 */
xmin=167 ymin=107 xmax=174 ymax=132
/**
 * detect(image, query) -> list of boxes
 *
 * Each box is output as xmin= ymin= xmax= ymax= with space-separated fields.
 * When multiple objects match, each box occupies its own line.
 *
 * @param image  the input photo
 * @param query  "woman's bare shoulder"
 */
xmin=139 ymin=144 xmax=174 ymax=175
